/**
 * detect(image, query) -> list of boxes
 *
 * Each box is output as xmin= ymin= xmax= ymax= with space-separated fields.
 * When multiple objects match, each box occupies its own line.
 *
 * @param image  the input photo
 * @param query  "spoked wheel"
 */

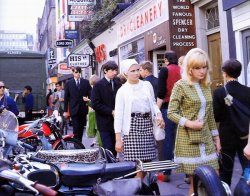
xmin=193 ymin=165 xmax=229 ymax=196
xmin=54 ymin=138 xmax=85 ymax=150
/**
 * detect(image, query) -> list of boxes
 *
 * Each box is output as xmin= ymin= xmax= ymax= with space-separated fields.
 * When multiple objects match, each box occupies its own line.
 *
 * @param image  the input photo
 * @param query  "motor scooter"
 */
xmin=18 ymin=110 xmax=85 ymax=151
xmin=0 ymin=125 xmax=57 ymax=195
xmin=12 ymin=148 xmax=180 ymax=195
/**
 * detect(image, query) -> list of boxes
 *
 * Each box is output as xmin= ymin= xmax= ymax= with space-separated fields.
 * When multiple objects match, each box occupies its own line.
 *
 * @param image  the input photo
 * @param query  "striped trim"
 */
xmin=174 ymin=143 xmax=218 ymax=164
xmin=179 ymin=117 xmax=188 ymax=127
xmin=211 ymin=129 xmax=219 ymax=136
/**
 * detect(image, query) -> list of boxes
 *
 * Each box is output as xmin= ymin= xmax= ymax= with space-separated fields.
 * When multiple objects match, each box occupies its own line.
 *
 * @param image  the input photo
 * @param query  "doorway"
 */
xmin=153 ymin=50 xmax=165 ymax=77
xmin=207 ymin=32 xmax=223 ymax=90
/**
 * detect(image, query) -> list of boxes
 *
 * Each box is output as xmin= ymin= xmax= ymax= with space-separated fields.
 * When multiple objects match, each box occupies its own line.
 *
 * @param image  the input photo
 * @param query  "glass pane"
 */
xmin=205 ymin=6 xmax=220 ymax=30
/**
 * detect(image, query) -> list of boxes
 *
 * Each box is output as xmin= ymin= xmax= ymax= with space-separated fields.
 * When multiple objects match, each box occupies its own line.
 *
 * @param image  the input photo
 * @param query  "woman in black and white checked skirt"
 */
xmin=114 ymin=59 xmax=165 ymax=179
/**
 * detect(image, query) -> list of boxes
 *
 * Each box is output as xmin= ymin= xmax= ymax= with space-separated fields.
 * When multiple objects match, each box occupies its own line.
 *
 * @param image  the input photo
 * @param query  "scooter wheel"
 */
xmin=54 ymin=138 xmax=85 ymax=150
xmin=193 ymin=165 xmax=228 ymax=196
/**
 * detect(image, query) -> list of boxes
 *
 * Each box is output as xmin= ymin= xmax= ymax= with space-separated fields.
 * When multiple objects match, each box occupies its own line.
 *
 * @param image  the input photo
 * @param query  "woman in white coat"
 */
xmin=114 ymin=59 xmax=164 ymax=179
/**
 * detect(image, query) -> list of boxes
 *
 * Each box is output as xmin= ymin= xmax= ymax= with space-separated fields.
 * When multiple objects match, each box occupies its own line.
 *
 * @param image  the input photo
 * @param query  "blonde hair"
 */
xmin=89 ymin=74 xmax=100 ymax=86
xmin=182 ymin=48 xmax=211 ymax=87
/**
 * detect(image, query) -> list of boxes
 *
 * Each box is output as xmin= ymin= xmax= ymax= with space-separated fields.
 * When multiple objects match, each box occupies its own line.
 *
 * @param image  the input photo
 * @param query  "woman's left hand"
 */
xmin=156 ymin=114 xmax=165 ymax=129
xmin=244 ymin=144 xmax=250 ymax=160
xmin=213 ymin=136 xmax=221 ymax=154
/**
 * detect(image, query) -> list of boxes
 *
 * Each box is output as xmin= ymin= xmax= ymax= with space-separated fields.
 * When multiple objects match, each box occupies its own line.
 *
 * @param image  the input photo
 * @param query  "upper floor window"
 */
xmin=205 ymin=6 xmax=219 ymax=30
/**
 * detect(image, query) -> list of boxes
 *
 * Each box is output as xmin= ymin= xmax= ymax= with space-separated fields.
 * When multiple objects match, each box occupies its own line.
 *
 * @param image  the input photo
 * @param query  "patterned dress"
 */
xmin=168 ymin=79 xmax=219 ymax=175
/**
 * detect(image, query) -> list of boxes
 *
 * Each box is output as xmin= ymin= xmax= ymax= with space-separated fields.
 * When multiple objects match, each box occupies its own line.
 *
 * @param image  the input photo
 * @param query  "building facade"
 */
xmin=0 ymin=31 xmax=34 ymax=51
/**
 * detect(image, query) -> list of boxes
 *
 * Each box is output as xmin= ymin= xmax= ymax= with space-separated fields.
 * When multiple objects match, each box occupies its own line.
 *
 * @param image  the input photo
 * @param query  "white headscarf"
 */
xmin=120 ymin=59 xmax=138 ymax=75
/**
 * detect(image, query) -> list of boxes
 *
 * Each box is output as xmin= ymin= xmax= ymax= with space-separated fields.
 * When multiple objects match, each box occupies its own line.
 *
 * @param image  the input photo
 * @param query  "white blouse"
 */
xmin=114 ymin=80 xmax=160 ymax=135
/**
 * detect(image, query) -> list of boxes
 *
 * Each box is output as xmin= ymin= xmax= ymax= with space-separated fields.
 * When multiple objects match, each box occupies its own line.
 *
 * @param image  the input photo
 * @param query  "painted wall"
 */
xmin=231 ymin=1 xmax=250 ymax=84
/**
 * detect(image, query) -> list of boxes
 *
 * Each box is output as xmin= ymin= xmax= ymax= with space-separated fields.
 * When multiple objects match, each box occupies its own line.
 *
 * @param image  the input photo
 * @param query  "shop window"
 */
xmin=120 ymin=38 xmax=145 ymax=63
xmin=205 ymin=6 xmax=219 ymax=30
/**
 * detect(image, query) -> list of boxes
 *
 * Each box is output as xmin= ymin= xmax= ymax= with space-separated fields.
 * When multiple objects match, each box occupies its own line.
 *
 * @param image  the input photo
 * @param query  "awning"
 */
xmin=58 ymin=74 xmax=73 ymax=82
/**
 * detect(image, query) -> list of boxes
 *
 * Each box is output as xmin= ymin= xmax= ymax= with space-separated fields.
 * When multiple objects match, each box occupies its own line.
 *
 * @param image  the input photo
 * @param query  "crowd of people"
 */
xmin=1 ymin=47 xmax=250 ymax=195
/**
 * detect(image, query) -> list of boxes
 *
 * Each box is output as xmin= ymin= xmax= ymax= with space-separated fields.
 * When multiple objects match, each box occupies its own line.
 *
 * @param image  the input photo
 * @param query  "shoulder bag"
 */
xmin=224 ymin=85 xmax=250 ymax=139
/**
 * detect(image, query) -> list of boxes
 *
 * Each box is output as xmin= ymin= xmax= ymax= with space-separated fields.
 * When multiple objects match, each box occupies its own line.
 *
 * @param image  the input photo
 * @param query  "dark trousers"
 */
xmin=219 ymin=138 xmax=248 ymax=186
xmin=161 ymin=108 xmax=177 ymax=175
xmin=71 ymin=112 xmax=87 ymax=143
xmin=25 ymin=109 xmax=32 ymax=121
xmin=99 ymin=130 xmax=116 ymax=157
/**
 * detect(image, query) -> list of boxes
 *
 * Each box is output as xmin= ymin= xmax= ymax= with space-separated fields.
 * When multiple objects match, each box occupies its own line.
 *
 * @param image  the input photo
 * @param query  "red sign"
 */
xmin=95 ymin=44 xmax=106 ymax=63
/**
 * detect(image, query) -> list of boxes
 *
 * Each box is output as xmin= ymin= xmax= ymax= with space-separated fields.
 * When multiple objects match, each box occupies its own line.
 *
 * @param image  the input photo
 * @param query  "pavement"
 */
xmin=74 ymin=126 xmax=242 ymax=195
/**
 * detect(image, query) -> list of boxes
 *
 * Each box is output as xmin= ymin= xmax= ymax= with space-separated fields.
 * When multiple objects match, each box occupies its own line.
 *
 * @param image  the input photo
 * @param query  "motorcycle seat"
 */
xmin=58 ymin=162 xmax=105 ymax=187
xmin=103 ymin=161 xmax=136 ymax=180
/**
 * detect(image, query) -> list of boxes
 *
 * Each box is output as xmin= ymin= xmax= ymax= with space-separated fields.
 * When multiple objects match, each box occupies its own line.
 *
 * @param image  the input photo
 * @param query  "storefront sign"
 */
xmin=56 ymin=39 xmax=73 ymax=47
xmin=67 ymin=0 xmax=96 ymax=21
xmin=58 ymin=63 xmax=72 ymax=74
xmin=67 ymin=54 xmax=90 ymax=68
xmin=47 ymin=48 xmax=56 ymax=69
xmin=65 ymin=30 xmax=78 ymax=39
xmin=169 ymin=0 xmax=196 ymax=53
xmin=117 ymin=0 xmax=168 ymax=44
xmin=95 ymin=44 xmax=106 ymax=63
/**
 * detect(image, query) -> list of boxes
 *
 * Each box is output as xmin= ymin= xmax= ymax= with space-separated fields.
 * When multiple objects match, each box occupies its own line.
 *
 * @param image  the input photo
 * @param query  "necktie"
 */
xmin=110 ymin=80 xmax=114 ymax=91
xmin=76 ymin=79 xmax=80 ymax=89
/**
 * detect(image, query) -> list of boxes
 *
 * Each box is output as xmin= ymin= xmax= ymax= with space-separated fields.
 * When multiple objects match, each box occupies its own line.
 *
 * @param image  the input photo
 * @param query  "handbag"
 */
xmin=95 ymin=178 xmax=142 ymax=196
xmin=153 ymin=117 xmax=165 ymax=141
xmin=224 ymin=85 xmax=250 ymax=139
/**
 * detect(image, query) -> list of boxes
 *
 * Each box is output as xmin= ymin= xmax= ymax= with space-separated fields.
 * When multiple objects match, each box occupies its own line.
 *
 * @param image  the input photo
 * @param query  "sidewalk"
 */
xmin=80 ymin=127 xmax=242 ymax=195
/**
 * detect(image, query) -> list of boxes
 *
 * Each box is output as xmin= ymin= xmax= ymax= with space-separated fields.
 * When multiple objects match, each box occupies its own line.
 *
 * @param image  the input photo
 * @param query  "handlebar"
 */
xmin=18 ymin=141 xmax=36 ymax=151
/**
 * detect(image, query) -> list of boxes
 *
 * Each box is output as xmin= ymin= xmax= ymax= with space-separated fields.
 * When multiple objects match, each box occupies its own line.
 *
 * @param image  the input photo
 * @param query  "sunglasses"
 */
xmin=0 ymin=86 xmax=5 ymax=89
xmin=73 ymin=71 xmax=80 ymax=74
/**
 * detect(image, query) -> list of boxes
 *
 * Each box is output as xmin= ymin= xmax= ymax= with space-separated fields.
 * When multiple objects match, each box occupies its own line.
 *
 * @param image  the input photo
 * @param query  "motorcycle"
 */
xmin=1 ymin=108 xmax=180 ymax=195
xmin=12 ymin=149 xmax=179 ymax=195
xmin=0 ymin=125 xmax=57 ymax=195
xmin=18 ymin=110 xmax=85 ymax=151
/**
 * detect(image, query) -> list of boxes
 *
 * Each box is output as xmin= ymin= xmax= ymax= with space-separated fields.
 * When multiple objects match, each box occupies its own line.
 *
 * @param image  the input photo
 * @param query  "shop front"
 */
xmin=113 ymin=0 xmax=196 ymax=76
xmin=223 ymin=0 xmax=250 ymax=86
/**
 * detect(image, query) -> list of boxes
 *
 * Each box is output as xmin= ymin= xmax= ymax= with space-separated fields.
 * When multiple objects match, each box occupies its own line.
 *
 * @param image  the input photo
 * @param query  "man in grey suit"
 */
xmin=52 ymin=82 xmax=65 ymax=115
xmin=52 ymin=82 xmax=65 ymax=131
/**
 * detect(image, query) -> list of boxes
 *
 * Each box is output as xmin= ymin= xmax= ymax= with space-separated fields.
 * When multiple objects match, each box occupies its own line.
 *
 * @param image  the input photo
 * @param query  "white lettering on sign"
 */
xmin=170 ymin=1 xmax=196 ymax=49
xmin=173 ymin=19 xmax=192 ymax=25
xmin=7 ymin=51 xmax=21 ymax=54
xmin=68 ymin=0 xmax=95 ymax=5
xmin=117 ymin=0 xmax=168 ymax=44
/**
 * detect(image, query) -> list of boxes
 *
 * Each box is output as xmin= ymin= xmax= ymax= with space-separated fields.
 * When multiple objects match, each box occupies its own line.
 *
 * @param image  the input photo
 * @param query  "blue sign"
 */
xmin=65 ymin=30 xmax=78 ymax=39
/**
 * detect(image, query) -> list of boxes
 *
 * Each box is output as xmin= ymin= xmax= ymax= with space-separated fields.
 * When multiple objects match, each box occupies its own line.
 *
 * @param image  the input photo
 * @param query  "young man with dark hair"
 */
xmin=63 ymin=66 xmax=92 ymax=142
xmin=91 ymin=61 xmax=121 ymax=156
xmin=157 ymin=50 xmax=181 ymax=182
xmin=139 ymin=61 xmax=158 ymax=99
xmin=22 ymin=85 xmax=34 ymax=121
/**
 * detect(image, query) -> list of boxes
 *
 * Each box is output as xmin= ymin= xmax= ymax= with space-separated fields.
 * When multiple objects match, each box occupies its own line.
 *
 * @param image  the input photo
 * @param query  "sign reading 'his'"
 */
xmin=67 ymin=54 xmax=90 ymax=68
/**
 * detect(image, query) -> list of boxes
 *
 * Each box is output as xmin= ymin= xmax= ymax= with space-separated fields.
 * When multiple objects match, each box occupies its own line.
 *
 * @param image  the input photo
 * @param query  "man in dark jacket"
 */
xmin=22 ymin=85 xmax=34 ymax=121
xmin=63 ymin=66 xmax=92 ymax=142
xmin=213 ymin=59 xmax=250 ymax=186
xmin=91 ymin=61 xmax=121 ymax=156
xmin=0 ymin=81 xmax=19 ymax=116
